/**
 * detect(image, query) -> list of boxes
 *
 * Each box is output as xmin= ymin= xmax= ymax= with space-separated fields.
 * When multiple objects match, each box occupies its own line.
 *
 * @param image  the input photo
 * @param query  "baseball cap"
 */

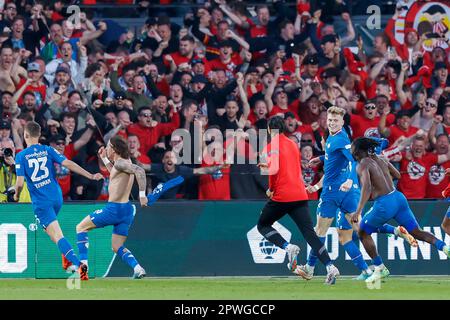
xmin=284 ymin=112 xmax=296 ymax=120
xmin=49 ymin=134 xmax=65 ymax=144
xmin=115 ymin=91 xmax=126 ymax=99
xmin=321 ymin=34 xmax=337 ymax=45
xmin=303 ymin=54 xmax=319 ymax=65
xmin=192 ymin=74 xmax=208 ymax=84
xmin=434 ymin=61 xmax=447 ymax=71
xmin=322 ymin=67 xmax=340 ymax=79
xmin=0 ymin=120 xmax=11 ymax=130
xmin=396 ymin=110 xmax=412 ymax=120
xmin=55 ymin=65 xmax=70 ymax=75
xmin=191 ymin=58 xmax=204 ymax=66
xmin=218 ymin=40 xmax=233 ymax=48
xmin=247 ymin=66 xmax=259 ymax=74
xmin=27 ymin=62 xmax=40 ymax=72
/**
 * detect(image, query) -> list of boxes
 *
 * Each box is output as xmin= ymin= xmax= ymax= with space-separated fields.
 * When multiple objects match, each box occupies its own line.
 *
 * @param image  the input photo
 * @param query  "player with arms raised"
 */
xmin=74 ymin=135 xmax=149 ymax=279
xmin=351 ymin=137 xmax=450 ymax=284
xmin=13 ymin=121 xmax=103 ymax=279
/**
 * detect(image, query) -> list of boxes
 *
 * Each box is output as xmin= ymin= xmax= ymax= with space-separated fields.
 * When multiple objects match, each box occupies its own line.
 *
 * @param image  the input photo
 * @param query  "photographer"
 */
xmin=0 ymin=138 xmax=30 ymax=203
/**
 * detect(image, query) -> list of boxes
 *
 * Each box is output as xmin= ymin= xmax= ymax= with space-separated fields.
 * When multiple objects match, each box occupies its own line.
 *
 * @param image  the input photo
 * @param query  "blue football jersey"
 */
xmin=323 ymin=130 xmax=357 ymax=188
xmin=15 ymin=144 xmax=66 ymax=205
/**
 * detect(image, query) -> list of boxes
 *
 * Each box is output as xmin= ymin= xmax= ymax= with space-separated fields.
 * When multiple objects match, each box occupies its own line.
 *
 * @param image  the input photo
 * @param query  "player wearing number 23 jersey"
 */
xmin=15 ymin=144 xmax=66 ymax=228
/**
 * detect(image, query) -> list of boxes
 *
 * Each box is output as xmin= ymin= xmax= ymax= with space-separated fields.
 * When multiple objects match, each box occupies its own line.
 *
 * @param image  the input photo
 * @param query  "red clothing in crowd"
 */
xmin=97 ymin=166 xmax=110 ymax=201
xmin=16 ymin=78 xmax=47 ymax=106
xmin=269 ymin=103 xmax=300 ymax=119
xmin=208 ymin=54 xmax=243 ymax=77
xmin=127 ymin=112 xmax=180 ymax=156
xmin=248 ymin=24 xmax=267 ymax=61
xmin=54 ymin=143 xmax=78 ymax=199
xmin=350 ymin=114 xmax=395 ymax=138
xmin=388 ymin=124 xmax=419 ymax=146
xmin=163 ymin=52 xmax=192 ymax=69
xmin=426 ymin=160 xmax=450 ymax=199
xmin=263 ymin=133 xmax=308 ymax=202
xmin=397 ymin=152 xmax=438 ymax=199
xmin=198 ymin=158 xmax=230 ymax=200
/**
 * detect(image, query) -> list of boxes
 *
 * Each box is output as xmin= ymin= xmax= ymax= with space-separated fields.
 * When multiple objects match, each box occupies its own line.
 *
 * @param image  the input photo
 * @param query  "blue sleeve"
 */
xmin=337 ymin=137 xmax=357 ymax=182
xmin=47 ymin=146 xmax=66 ymax=165
xmin=341 ymin=145 xmax=357 ymax=182
xmin=15 ymin=152 xmax=25 ymax=177
xmin=319 ymin=155 xmax=325 ymax=162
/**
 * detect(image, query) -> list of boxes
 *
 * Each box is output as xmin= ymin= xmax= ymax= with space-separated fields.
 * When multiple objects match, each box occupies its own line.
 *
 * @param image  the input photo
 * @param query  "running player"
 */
xmin=441 ymin=168 xmax=450 ymax=236
xmin=74 ymin=136 xmax=151 ymax=279
xmin=351 ymin=137 xmax=450 ymax=284
xmin=13 ymin=121 xmax=103 ymax=279
xmin=257 ymin=116 xmax=340 ymax=285
xmin=297 ymin=107 xmax=412 ymax=281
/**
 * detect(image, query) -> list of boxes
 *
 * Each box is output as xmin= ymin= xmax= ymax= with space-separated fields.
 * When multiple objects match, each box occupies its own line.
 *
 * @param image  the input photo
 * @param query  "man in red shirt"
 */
xmin=426 ymin=134 xmax=450 ymax=198
xmin=208 ymin=40 xmax=243 ymax=79
xmin=127 ymin=106 xmax=180 ymax=157
xmin=350 ymin=100 xmax=394 ymax=139
xmin=397 ymin=135 xmax=450 ymax=199
xmin=379 ymin=110 xmax=418 ymax=146
xmin=257 ymin=116 xmax=339 ymax=284
xmin=163 ymin=35 xmax=196 ymax=74
xmin=128 ymin=134 xmax=151 ymax=165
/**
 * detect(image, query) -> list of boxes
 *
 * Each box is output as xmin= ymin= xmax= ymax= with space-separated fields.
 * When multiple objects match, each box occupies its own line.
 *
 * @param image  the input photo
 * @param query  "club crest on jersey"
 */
xmin=429 ymin=164 xmax=445 ymax=185
xmin=407 ymin=161 xmax=426 ymax=179
xmin=364 ymin=128 xmax=380 ymax=138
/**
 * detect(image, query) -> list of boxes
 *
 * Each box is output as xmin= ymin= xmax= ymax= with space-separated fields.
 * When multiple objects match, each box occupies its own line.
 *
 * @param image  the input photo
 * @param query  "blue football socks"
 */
xmin=117 ymin=246 xmax=139 ymax=269
xmin=57 ymin=238 xmax=80 ymax=267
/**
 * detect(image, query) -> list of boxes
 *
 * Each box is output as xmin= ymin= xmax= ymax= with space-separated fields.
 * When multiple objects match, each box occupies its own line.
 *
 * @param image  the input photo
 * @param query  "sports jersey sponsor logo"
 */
xmin=428 ymin=164 xmax=445 ymax=185
xmin=247 ymin=222 xmax=292 ymax=264
xmin=364 ymin=127 xmax=380 ymax=138
xmin=302 ymin=168 xmax=315 ymax=186
xmin=407 ymin=161 xmax=426 ymax=179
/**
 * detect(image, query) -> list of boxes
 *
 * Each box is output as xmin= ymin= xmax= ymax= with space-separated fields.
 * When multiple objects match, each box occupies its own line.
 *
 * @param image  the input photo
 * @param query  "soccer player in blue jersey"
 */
xmin=74 ymin=135 xmax=150 ymax=279
xmin=351 ymin=137 xmax=450 ymax=284
xmin=295 ymin=107 xmax=414 ymax=281
xmin=13 ymin=121 xmax=103 ymax=279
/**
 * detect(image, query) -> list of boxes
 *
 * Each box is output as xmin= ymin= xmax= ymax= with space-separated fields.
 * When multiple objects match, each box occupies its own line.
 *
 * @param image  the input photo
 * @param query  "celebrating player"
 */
xmin=74 ymin=136 xmax=150 ymax=280
xmin=351 ymin=137 xmax=450 ymax=284
xmin=13 ymin=121 xmax=103 ymax=279
xmin=297 ymin=107 xmax=410 ymax=281
xmin=257 ymin=116 xmax=340 ymax=285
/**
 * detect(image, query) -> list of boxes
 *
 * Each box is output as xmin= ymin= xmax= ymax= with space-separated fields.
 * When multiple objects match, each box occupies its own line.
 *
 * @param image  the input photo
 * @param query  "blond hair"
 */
xmin=327 ymin=106 xmax=346 ymax=117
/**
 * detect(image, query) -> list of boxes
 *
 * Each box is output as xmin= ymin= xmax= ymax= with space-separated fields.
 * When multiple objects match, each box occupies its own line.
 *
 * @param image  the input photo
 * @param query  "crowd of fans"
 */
xmin=0 ymin=0 xmax=449 ymax=203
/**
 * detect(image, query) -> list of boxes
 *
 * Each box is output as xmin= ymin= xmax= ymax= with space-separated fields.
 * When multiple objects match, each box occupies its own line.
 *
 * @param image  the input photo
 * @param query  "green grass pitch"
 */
xmin=0 ymin=276 xmax=449 ymax=300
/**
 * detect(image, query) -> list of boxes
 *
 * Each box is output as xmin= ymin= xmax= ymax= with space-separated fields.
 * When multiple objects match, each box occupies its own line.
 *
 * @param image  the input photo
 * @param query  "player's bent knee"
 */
xmin=337 ymin=229 xmax=352 ymax=245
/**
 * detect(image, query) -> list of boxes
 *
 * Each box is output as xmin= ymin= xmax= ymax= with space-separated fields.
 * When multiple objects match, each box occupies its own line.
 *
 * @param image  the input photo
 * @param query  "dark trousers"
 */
xmin=257 ymin=200 xmax=331 ymax=266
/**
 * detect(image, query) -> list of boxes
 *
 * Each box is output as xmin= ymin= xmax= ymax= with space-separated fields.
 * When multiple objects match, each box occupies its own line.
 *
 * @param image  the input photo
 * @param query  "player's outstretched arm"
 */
xmin=114 ymin=159 xmax=148 ymax=207
xmin=62 ymin=160 xmax=104 ymax=181
xmin=193 ymin=164 xmax=226 ymax=175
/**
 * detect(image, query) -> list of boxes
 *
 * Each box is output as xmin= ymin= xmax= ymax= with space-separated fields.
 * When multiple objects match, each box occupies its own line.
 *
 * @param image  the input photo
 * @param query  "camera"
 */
xmin=3 ymin=187 xmax=16 ymax=202
xmin=3 ymin=148 xmax=13 ymax=158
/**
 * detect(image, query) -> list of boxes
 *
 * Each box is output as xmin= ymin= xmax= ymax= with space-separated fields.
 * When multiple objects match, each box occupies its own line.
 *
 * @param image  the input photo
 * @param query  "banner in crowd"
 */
xmin=395 ymin=1 xmax=450 ymax=51
xmin=1 ymin=201 xmax=449 ymax=278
